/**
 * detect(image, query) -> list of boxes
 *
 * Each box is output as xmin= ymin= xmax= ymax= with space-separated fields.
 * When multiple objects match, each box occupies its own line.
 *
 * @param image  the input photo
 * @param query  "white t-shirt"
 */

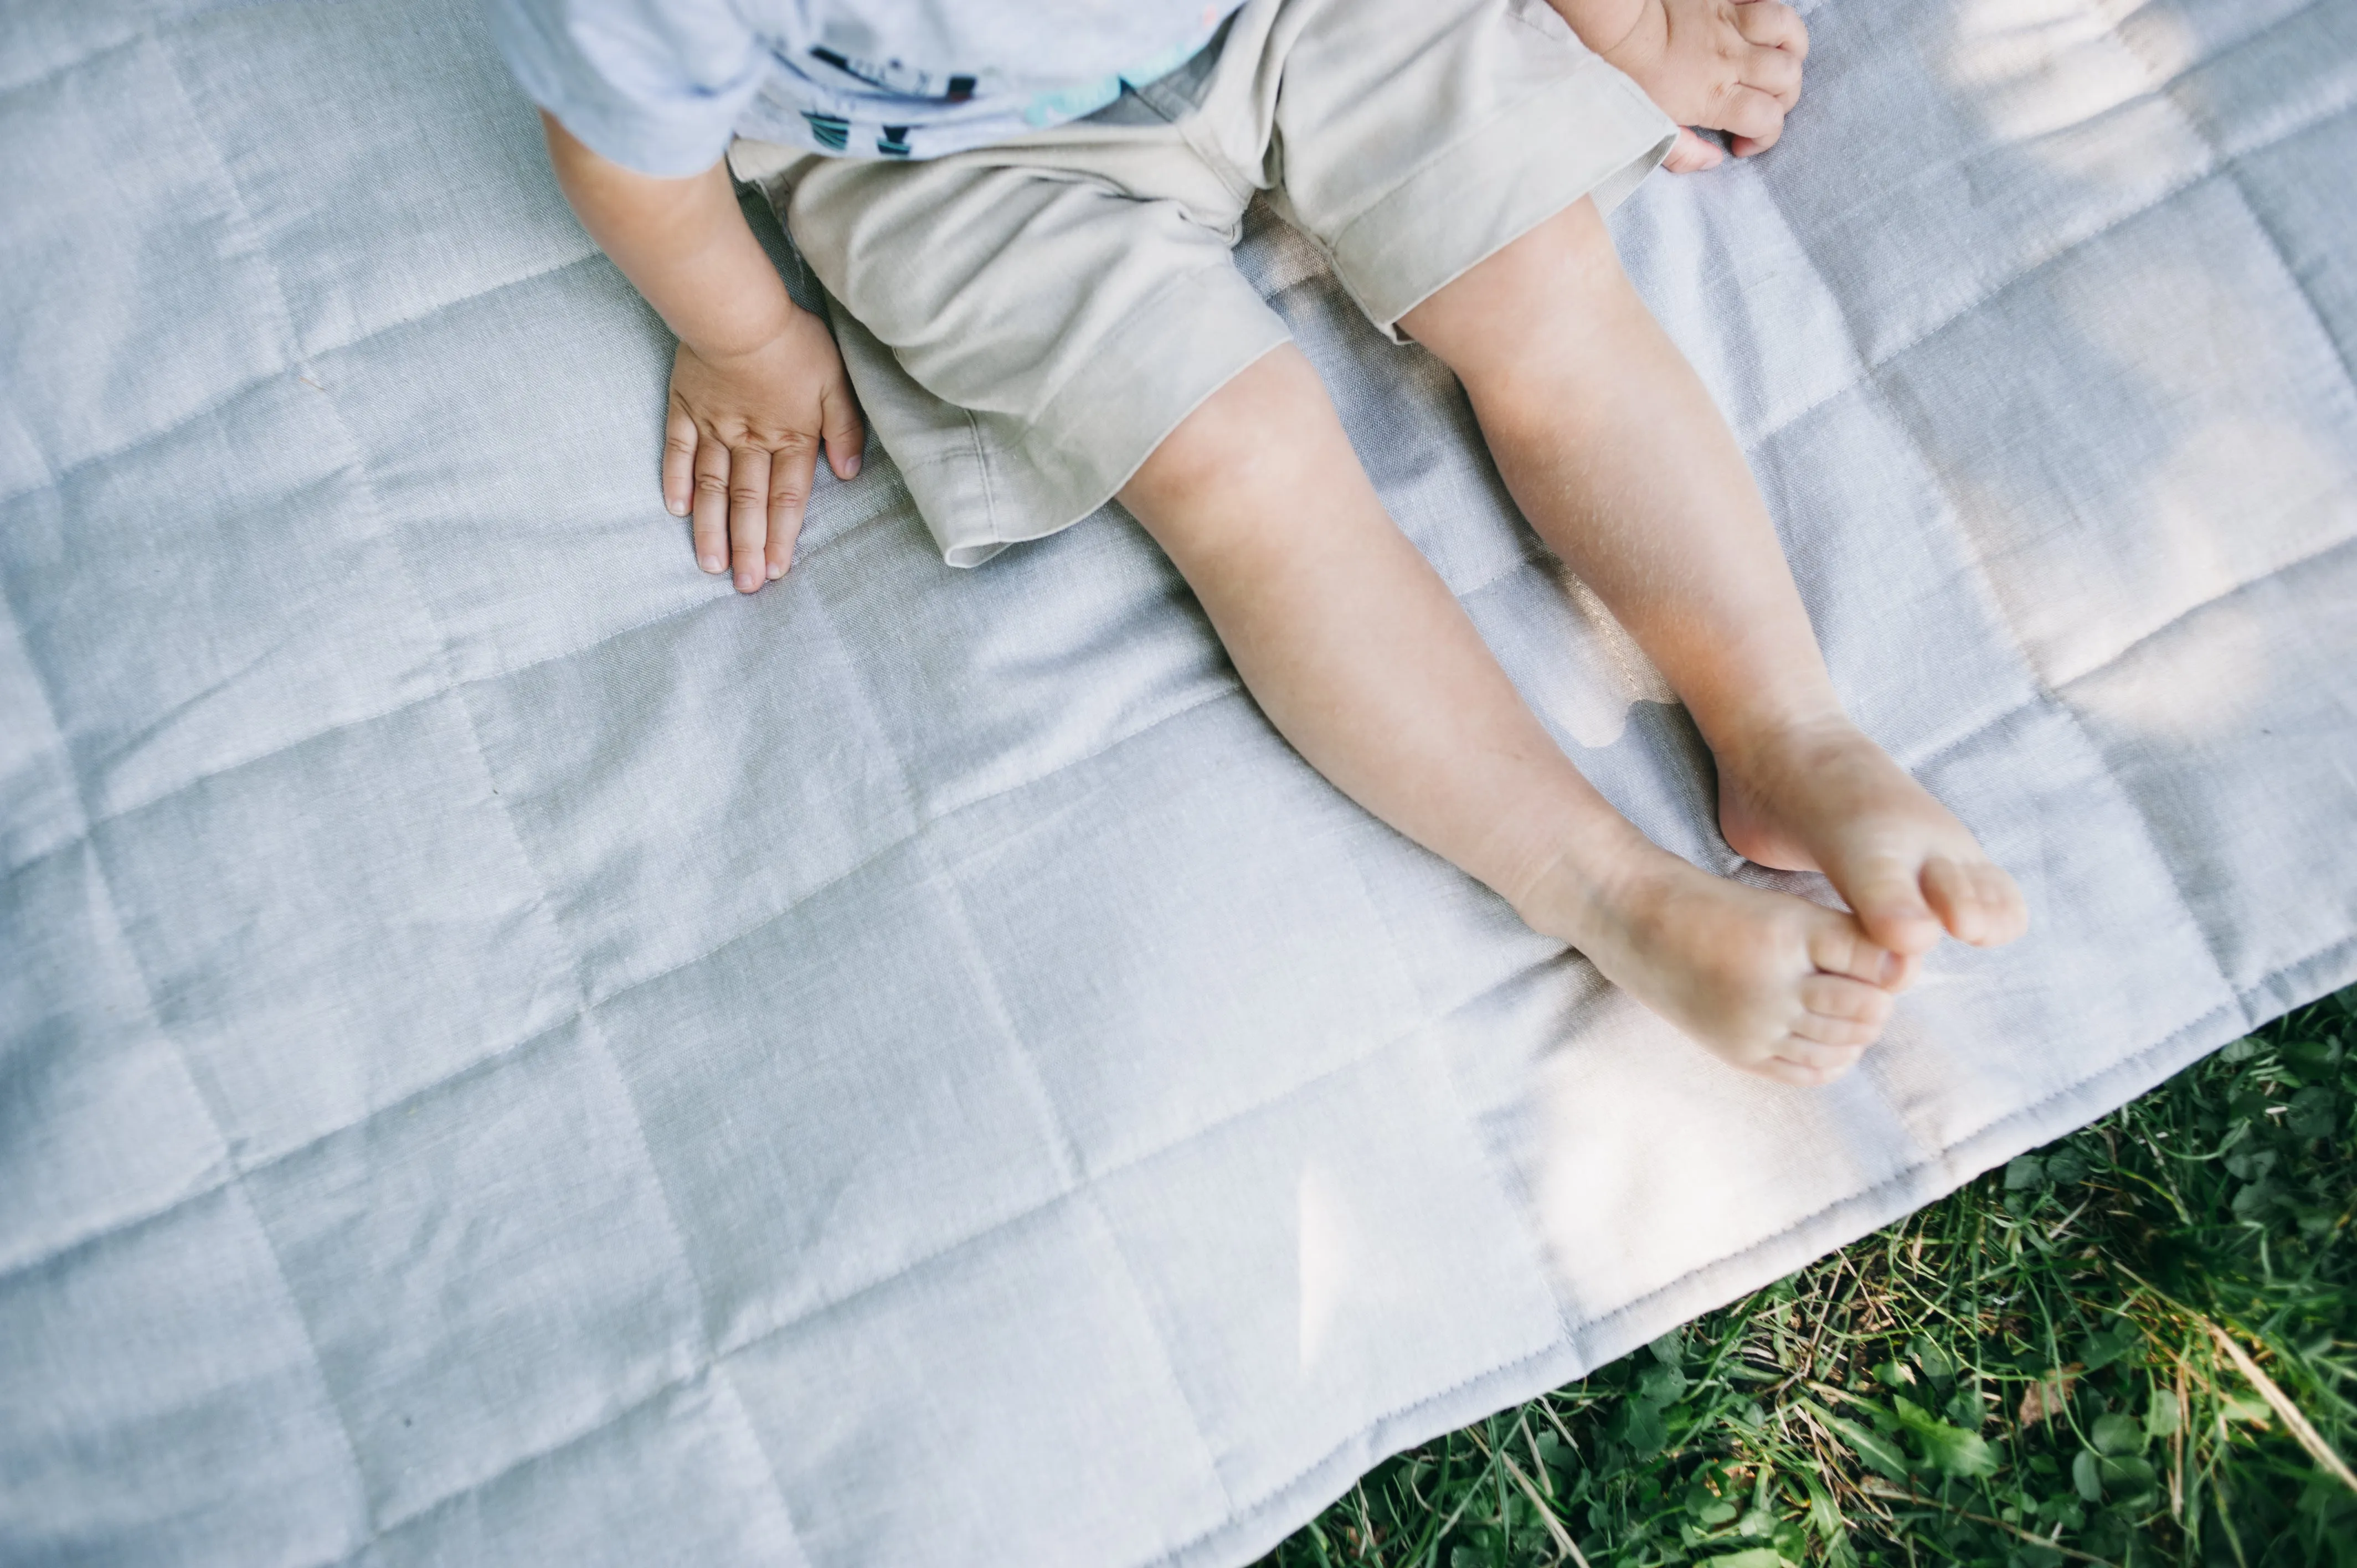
xmin=486 ymin=0 xmax=1244 ymax=176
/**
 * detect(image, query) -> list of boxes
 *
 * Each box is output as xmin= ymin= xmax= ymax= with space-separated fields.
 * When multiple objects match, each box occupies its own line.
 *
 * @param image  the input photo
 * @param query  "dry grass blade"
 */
xmin=2017 ymin=1364 xmax=2079 ymax=1427
xmin=1497 ymin=1448 xmax=1584 ymax=1566
xmin=1261 ymin=989 xmax=2356 ymax=1568
xmin=2205 ymin=1321 xmax=2357 ymax=1494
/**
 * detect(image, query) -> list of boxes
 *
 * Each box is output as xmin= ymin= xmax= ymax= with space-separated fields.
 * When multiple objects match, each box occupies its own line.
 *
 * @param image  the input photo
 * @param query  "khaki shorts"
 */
xmin=729 ymin=0 xmax=1675 ymax=567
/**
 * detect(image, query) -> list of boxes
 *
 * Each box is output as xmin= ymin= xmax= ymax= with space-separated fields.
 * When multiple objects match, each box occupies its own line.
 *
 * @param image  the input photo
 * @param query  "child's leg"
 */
xmin=1121 ymin=346 xmax=1909 ymax=1085
xmin=1398 ymin=198 xmax=2029 ymax=960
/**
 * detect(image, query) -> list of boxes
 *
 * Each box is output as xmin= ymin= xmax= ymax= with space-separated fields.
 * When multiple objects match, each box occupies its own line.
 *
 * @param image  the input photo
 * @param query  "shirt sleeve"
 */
xmin=482 ymin=0 xmax=770 ymax=177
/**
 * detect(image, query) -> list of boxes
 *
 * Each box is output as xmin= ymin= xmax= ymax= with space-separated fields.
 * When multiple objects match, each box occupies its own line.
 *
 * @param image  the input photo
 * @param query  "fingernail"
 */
xmin=700 ymin=554 xmax=723 ymax=573
xmin=766 ymin=561 xmax=785 ymax=580
xmin=668 ymin=501 xmax=687 ymax=517
xmin=737 ymin=570 xmax=758 ymax=592
xmin=845 ymin=455 xmax=861 ymax=477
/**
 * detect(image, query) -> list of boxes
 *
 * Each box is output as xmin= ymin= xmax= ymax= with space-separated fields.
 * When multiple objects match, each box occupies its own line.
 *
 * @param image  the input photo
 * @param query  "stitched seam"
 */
xmin=1743 ymin=81 xmax=2357 ymax=462
xmin=2055 ymin=533 xmax=2357 ymax=698
xmin=0 ymin=1004 xmax=583 ymax=1290
xmin=48 ymin=44 xmax=383 ymax=1547
xmin=1556 ymin=994 xmax=2253 ymax=1351
xmin=926 ymin=838 xmax=1242 ymax=1524
xmin=581 ymin=680 xmax=1242 ymax=1014
xmin=2237 ymin=929 xmax=2357 ymax=1012
xmin=296 ymin=949 xmax=1613 ymax=1559
xmin=0 ymin=250 xmax=608 ymax=518
xmin=0 ymin=28 xmax=145 ymax=105
xmin=1857 ymin=388 xmax=2244 ymax=1007
xmin=2105 ymin=0 xmax=2357 ymax=392
xmin=2 ymin=678 xmax=1257 ymax=1300
xmin=164 ymin=36 xmax=797 ymax=1551
xmin=1130 ymin=1339 xmax=1582 ymax=1568
xmin=1132 ymin=967 xmax=2357 ymax=1568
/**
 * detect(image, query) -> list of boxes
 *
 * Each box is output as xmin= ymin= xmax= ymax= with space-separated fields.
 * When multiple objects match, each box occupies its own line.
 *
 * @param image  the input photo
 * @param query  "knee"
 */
xmin=1401 ymin=197 xmax=1643 ymax=388
xmin=1123 ymin=343 xmax=1332 ymax=517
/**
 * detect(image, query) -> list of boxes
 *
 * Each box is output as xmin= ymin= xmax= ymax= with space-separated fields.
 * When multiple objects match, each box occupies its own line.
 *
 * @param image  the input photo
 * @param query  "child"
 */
xmin=491 ymin=0 xmax=2028 ymax=1086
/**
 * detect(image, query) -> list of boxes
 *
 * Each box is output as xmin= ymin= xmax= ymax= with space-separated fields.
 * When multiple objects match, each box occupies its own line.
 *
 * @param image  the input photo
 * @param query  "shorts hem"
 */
xmin=1330 ymin=56 xmax=1676 ymax=337
xmin=920 ymin=264 xmax=1294 ymax=568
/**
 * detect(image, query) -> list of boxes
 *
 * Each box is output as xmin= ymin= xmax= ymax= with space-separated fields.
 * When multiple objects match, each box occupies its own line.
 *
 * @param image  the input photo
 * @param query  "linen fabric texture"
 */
xmin=729 ymin=0 xmax=1675 ymax=566
xmin=486 ymin=0 xmax=1246 ymax=173
xmin=4 ymin=0 xmax=2356 ymax=1565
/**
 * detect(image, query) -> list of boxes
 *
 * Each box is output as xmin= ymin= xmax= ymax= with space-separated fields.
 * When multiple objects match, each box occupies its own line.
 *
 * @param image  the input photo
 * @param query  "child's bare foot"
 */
xmin=1517 ymin=839 xmax=1913 ymax=1086
xmin=1716 ymin=717 xmax=2029 ymax=958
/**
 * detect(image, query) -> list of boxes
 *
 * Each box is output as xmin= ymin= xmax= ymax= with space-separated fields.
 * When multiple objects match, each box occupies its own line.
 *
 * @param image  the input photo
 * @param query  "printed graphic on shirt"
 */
xmin=775 ymin=1 xmax=1234 ymax=159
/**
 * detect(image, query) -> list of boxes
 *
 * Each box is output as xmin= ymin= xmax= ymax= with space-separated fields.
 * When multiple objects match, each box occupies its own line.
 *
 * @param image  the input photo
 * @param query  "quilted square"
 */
xmin=4 ymin=374 xmax=448 ymax=822
xmin=803 ymin=489 xmax=1238 ymax=821
xmin=0 ymin=1184 xmax=366 ymax=1564
xmin=0 ymin=843 xmax=223 ymax=1277
xmin=1613 ymin=161 xmax=1864 ymax=447
xmin=0 ymin=34 xmax=292 ymax=498
xmin=2066 ymin=541 xmax=2357 ymax=1003
xmin=1092 ymin=1034 xmax=1567 ymax=1506
xmin=2118 ymin=0 xmax=2317 ymax=70
xmin=1876 ymin=174 xmax=2357 ymax=688
xmin=2160 ymin=0 xmax=2357 ymax=157
xmin=728 ymin=1196 xmax=1231 ymax=1567
xmin=90 ymin=693 xmax=578 ymax=1165
xmin=2230 ymin=104 xmax=2357 ymax=368
xmin=937 ymin=697 xmax=1428 ymax=1173
xmin=1747 ymin=385 xmax=2039 ymax=762
xmin=163 ymin=0 xmax=599 ymax=360
xmin=316 ymin=259 xmax=706 ymax=684
xmin=465 ymin=585 xmax=919 ymax=999
xmin=595 ymin=847 xmax=1071 ymax=1351
xmin=241 ymin=1018 xmax=705 ymax=1528
xmin=1756 ymin=0 xmax=2210 ymax=362
xmin=372 ymin=1374 xmax=807 ymax=1567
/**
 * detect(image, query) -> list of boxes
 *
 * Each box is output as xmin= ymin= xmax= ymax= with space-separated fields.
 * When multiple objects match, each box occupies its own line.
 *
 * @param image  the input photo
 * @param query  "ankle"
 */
xmin=1704 ymin=703 xmax=1857 ymax=786
xmin=1503 ymin=821 xmax=1664 ymax=950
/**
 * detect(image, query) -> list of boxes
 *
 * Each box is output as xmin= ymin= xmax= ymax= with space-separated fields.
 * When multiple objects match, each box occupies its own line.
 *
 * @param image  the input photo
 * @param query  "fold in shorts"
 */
xmin=729 ymin=0 xmax=1675 ymax=567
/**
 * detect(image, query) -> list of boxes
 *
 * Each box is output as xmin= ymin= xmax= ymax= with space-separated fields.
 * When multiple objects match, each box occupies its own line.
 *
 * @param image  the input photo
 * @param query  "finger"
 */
xmin=1735 ymin=0 xmax=1808 ymax=60
xmin=768 ymin=432 xmax=819 ymax=579
xmin=1714 ymin=82 xmax=1788 ymax=154
xmin=1744 ymin=41 xmax=1804 ymax=109
xmin=1661 ymin=126 xmax=1725 ymax=174
xmin=691 ymin=436 xmax=731 ymax=575
xmin=820 ymin=380 xmax=866 ymax=482
xmin=663 ymin=400 xmax=698 ymax=519
xmin=728 ymin=444 xmax=770 ymax=593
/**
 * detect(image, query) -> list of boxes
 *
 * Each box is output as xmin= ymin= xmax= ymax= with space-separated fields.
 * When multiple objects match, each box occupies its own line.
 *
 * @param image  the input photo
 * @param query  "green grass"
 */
xmin=1260 ymin=984 xmax=2357 ymax=1568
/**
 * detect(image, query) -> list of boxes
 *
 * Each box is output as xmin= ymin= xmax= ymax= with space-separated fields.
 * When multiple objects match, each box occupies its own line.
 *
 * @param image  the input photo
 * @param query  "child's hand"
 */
xmin=663 ymin=306 xmax=866 ymax=593
xmin=1573 ymin=0 xmax=1808 ymax=173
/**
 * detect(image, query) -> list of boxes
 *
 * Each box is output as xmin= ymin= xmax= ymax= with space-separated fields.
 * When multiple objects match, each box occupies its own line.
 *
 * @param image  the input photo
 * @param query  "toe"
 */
xmin=1798 ymin=973 xmax=1893 ymax=1042
xmin=1974 ymin=862 xmax=2030 ymax=945
xmin=1792 ymin=1009 xmax=1881 ymax=1049
xmin=1922 ymin=856 xmax=2030 ymax=948
xmin=1921 ymin=857 xmax=1984 ymax=943
xmin=1804 ymin=917 xmax=1913 ymax=991
xmin=1757 ymin=1044 xmax=1865 ymax=1087
xmin=1840 ymin=859 xmax=1946 ymax=956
